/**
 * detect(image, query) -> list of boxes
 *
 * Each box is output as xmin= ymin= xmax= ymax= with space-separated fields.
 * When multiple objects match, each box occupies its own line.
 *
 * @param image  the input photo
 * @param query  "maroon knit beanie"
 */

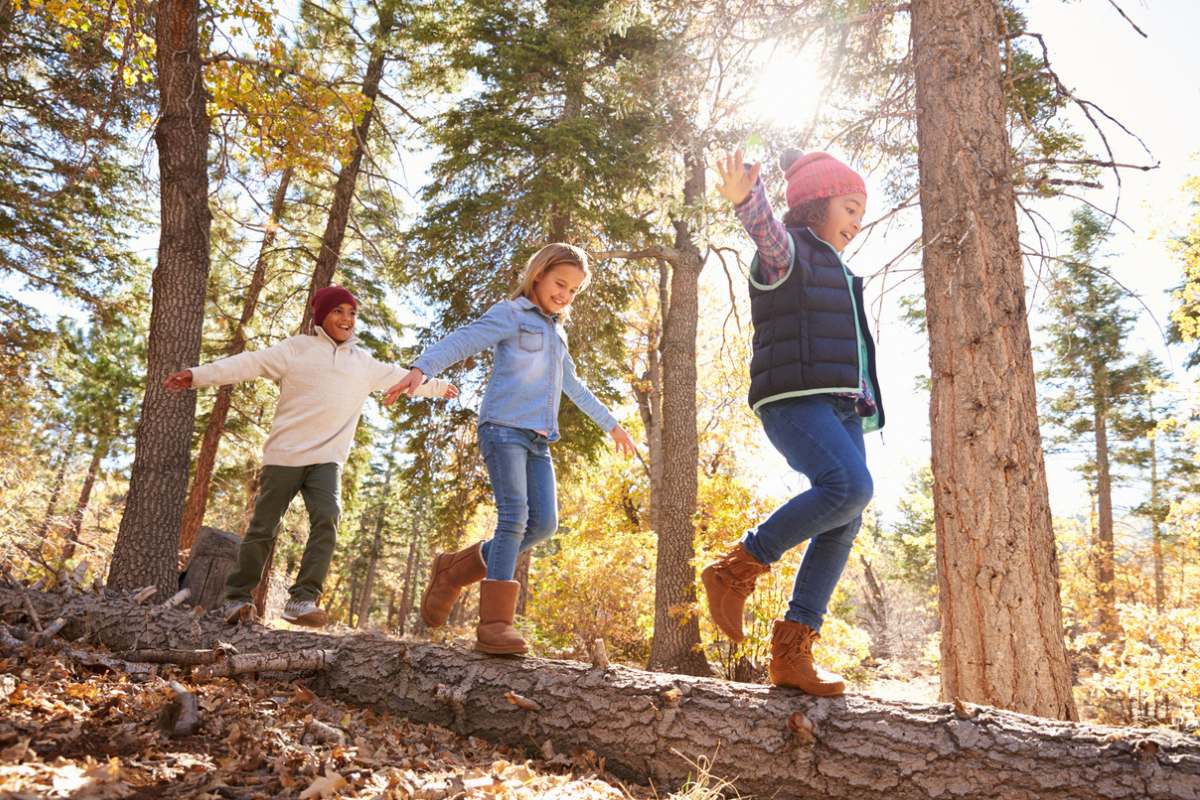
xmin=312 ymin=285 xmax=358 ymax=325
xmin=782 ymin=149 xmax=866 ymax=209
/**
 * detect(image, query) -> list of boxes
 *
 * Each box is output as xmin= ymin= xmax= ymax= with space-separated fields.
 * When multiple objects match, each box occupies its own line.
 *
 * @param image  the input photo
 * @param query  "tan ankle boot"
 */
xmin=701 ymin=543 xmax=770 ymax=642
xmin=475 ymin=579 xmax=527 ymax=655
xmin=420 ymin=541 xmax=486 ymax=628
xmin=769 ymin=619 xmax=845 ymax=696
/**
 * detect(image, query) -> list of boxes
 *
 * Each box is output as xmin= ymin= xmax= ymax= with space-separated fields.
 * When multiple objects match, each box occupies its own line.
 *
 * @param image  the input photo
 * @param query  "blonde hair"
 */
xmin=510 ymin=243 xmax=591 ymax=319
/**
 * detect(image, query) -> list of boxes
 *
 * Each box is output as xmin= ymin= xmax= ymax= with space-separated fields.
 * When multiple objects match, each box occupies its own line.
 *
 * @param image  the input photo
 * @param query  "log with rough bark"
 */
xmin=4 ymin=586 xmax=1198 ymax=800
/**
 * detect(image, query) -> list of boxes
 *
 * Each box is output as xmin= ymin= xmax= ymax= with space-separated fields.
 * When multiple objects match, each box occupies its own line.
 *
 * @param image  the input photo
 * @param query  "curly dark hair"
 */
xmin=782 ymin=196 xmax=830 ymax=230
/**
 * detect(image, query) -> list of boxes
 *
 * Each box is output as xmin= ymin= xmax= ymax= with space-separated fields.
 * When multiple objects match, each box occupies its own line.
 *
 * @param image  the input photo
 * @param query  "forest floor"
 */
xmin=0 ymin=636 xmax=737 ymax=800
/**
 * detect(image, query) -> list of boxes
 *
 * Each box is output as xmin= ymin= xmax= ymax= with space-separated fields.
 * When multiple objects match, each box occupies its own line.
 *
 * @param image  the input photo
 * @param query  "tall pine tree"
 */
xmin=1039 ymin=207 xmax=1141 ymax=639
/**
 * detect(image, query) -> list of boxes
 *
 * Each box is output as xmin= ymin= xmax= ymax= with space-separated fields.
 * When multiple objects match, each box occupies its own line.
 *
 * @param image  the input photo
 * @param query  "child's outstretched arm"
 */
xmin=562 ymin=351 xmax=637 ymax=458
xmin=373 ymin=363 xmax=458 ymax=402
xmin=716 ymin=148 xmax=792 ymax=285
xmin=384 ymin=301 xmax=513 ymax=402
xmin=163 ymin=339 xmax=295 ymax=393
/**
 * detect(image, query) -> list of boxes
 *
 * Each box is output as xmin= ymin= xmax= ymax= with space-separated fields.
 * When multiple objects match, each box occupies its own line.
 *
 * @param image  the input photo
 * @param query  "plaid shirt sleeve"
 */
xmin=734 ymin=178 xmax=792 ymax=286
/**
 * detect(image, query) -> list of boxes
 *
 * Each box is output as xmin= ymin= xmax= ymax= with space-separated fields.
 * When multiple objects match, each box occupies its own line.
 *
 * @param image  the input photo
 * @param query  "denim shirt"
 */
xmin=412 ymin=297 xmax=618 ymax=441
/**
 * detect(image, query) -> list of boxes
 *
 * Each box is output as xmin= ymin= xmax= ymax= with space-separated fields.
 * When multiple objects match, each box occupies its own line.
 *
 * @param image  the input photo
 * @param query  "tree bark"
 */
xmin=910 ymin=0 xmax=1077 ymax=719
xmin=358 ymin=514 xmax=385 ymax=629
xmin=514 ymin=550 xmax=531 ymax=616
xmin=108 ymin=0 xmax=211 ymax=598
xmin=9 ymin=587 xmax=1198 ymax=800
xmin=1150 ymin=427 xmax=1164 ymax=611
xmin=858 ymin=553 xmax=891 ymax=659
xmin=386 ymin=588 xmax=398 ymax=630
xmin=634 ymin=262 xmax=668 ymax=533
xmin=396 ymin=525 xmax=420 ymax=635
xmin=1092 ymin=383 xmax=1118 ymax=638
xmin=251 ymin=537 xmax=276 ymax=618
xmin=179 ymin=168 xmax=293 ymax=554
xmin=298 ymin=4 xmax=395 ymax=333
xmin=60 ymin=438 xmax=108 ymax=565
xmin=647 ymin=149 xmax=708 ymax=677
xmin=37 ymin=438 xmax=73 ymax=542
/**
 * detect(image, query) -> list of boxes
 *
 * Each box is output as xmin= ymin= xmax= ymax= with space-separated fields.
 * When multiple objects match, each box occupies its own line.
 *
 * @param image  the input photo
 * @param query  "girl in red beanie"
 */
xmin=702 ymin=148 xmax=885 ymax=696
xmin=164 ymin=285 xmax=458 ymax=627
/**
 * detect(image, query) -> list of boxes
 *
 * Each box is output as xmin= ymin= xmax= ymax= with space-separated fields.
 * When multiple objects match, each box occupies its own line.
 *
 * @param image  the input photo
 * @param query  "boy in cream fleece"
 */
xmin=164 ymin=286 xmax=457 ymax=626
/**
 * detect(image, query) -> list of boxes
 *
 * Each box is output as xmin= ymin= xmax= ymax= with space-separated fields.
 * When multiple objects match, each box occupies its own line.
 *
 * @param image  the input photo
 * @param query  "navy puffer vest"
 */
xmin=747 ymin=227 xmax=885 ymax=431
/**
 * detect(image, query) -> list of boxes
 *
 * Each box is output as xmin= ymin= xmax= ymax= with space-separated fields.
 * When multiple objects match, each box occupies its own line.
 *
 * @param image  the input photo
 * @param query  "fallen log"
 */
xmin=3 ymin=586 xmax=1198 ymax=800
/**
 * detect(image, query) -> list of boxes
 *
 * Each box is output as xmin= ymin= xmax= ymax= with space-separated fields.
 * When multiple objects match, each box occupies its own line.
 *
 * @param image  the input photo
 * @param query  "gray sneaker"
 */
xmin=222 ymin=600 xmax=257 ymax=625
xmin=282 ymin=598 xmax=328 ymax=627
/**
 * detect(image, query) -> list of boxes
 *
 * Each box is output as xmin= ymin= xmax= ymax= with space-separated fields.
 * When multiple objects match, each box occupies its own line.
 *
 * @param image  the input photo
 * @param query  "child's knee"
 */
xmin=309 ymin=507 xmax=341 ymax=530
xmin=847 ymin=471 xmax=873 ymax=512
xmin=494 ymin=505 xmax=530 ymax=536
xmin=525 ymin=516 xmax=558 ymax=547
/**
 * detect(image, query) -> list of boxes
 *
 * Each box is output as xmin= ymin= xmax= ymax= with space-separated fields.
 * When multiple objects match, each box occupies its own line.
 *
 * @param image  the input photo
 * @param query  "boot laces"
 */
xmin=777 ymin=626 xmax=817 ymax=661
xmin=716 ymin=551 xmax=765 ymax=595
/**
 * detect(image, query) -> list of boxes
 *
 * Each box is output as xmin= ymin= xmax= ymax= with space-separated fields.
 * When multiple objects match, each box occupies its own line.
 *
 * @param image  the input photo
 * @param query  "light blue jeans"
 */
xmin=477 ymin=422 xmax=558 ymax=580
xmin=742 ymin=395 xmax=873 ymax=630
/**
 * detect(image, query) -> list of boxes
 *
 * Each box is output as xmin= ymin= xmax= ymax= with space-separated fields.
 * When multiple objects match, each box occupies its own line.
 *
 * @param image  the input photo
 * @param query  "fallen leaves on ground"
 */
xmin=0 ymin=644 xmax=642 ymax=799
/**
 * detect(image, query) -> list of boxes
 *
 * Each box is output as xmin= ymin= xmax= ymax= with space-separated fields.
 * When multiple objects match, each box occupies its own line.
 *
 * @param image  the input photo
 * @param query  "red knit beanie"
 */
xmin=312 ymin=285 xmax=357 ymax=325
xmin=782 ymin=150 xmax=866 ymax=209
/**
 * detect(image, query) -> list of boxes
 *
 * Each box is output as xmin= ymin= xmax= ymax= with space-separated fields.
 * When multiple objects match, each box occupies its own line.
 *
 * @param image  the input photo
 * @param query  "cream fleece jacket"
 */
xmin=190 ymin=328 xmax=448 ymax=467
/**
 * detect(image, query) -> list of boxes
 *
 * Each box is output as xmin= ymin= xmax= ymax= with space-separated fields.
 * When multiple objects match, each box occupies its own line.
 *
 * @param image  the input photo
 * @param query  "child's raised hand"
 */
xmin=609 ymin=424 xmax=637 ymax=458
xmin=383 ymin=368 xmax=426 ymax=405
xmin=442 ymin=383 xmax=459 ymax=400
xmin=715 ymin=148 xmax=760 ymax=206
xmin=163 ymin=369 xmax=193 ymax=392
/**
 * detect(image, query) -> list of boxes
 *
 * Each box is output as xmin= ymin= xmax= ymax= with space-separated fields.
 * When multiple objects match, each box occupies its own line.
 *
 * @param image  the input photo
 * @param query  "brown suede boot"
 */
xmin=700 ymin=543 xmax=770 ymax=642
xmin=769 ymin=619 xmax=845 ymax=696
xmin=420 ymin=541 xmax=486 ymax=628
xmin=475 ymin=579 xmax=527 ymax=655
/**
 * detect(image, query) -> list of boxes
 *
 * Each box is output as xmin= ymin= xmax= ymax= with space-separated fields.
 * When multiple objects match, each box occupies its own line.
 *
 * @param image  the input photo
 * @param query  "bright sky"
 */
xmin=737 ymin=0 xmax=1200 ymax=528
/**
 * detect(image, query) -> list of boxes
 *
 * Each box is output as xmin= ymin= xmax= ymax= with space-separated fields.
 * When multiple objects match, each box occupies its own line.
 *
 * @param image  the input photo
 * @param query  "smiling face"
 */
xmin=530 ymin=263 xmax=587 ymax=316
xmin=812 ymin=192 xmax=867 ymax=253
xmin=320 ymin=302 xmax=357 ymax=343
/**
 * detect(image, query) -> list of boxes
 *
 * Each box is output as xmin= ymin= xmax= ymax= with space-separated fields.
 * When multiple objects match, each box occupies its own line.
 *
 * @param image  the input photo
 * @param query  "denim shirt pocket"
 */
xmin=518 ymin=323 xmax=544 ymax=352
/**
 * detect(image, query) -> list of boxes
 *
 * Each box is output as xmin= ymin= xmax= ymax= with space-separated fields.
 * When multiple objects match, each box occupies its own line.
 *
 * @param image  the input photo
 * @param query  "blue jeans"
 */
xmin=742 ymin=395 xmax=873 ymax=630
xmin=477 ymin=422 xmax=558 ymax=581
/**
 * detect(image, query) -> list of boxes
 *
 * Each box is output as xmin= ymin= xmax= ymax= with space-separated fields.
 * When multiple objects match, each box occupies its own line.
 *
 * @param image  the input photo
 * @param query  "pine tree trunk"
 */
xmin=647 ymin=149 xmax=708 ymax=677
xmin=910 ymin=0 xmax=1077 ymax=720
xmin=396 ymin=529 xmax=420 ymax=635
xmin=251 ymin=538 xmax=276 ymax=618
xmin=179 ymin=168 xmax=293 ymax=553
xmin=514 ymin=550 xmax=531 ymax=616
xmin=37 ymin=439 xmax=74 ymax=541
xmin=11 ymin=587 xmax=1198 ymax=800
xmin=356 ymin=432 xmax=401 ymax=628
xmin=1092 ymin=388 xmax=1118 ymax=637
xmin=108 ymin=0 xmax=211 ymax=598
xmin=1150 ymin=430 xmax=1164 ymax=611
xmin=357 ymin=512 xmax=385 ymax=629
xmin=298 ymin=5 xmax=395 ymax=333
xmin=347 ymin=560 xmax=362 ymax=628
xmin=60 ymin=438 xmax=107 ymax=565
xmin=634 ymin=263 xmax=668 ymax=533
xmin=858 ymin=553 xmax=891 ymax=659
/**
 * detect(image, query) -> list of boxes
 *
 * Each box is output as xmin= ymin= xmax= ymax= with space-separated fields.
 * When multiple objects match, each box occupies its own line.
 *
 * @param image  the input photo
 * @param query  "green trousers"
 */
xmin=224 ymin=462 xmax=342 ymax=603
